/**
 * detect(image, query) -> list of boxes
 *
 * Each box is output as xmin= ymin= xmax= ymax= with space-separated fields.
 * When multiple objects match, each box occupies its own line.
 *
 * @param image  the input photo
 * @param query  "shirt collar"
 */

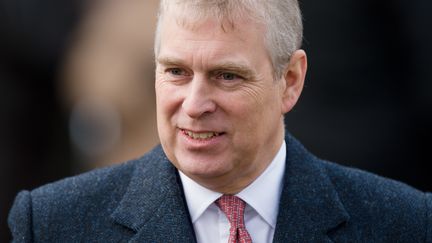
xmin=236 ymin=141 xmax=286 ymax=228
xmin=179 ymin=141 xmax=286 ymax=227
xmin=180 ymin=170 xmax=222 ymax=223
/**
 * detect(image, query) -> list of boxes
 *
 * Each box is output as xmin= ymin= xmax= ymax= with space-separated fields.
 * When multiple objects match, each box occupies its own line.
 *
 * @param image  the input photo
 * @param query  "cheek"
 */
xmin=231 ymin=91 xmax=281 ymax=134
xmin=155 ymin=82 xmax=182 ymax=119
xmin=225 ymin=98 xmax=261 ymax=140
xmin=227 ymin=88 xmax=277 ymax=120
xmin=155 ymin=87 xmax=178 ymax=154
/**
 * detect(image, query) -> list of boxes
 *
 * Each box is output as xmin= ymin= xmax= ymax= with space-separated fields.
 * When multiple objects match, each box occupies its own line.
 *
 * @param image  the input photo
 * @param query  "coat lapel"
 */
xmin=111 ymin=146 xmax=196 ymax=242
xmin=273 ymin=134 xmax=353 ymax=242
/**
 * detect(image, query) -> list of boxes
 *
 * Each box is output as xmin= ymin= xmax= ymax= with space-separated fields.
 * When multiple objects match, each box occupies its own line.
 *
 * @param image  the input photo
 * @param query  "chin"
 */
xmin=179 ymin=160 xmax=231 ymax=178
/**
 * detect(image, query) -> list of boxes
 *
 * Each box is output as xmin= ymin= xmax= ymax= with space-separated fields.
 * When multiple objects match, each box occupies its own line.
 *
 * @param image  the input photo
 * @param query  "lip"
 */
xmin=180 ymin=127 xmax=223 ymax=133
xmin=179 ymin=128 xmax=226 ymax=149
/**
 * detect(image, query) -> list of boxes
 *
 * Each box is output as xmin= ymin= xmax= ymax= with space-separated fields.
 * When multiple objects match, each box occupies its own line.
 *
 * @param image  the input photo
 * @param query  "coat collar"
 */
xmin=111 ymin=146 xmax=196 ymax=242
xmin=273 ymin=133 xmax=352 ymax=242
xmin=111 ymin=133 xmax=352 ymax=242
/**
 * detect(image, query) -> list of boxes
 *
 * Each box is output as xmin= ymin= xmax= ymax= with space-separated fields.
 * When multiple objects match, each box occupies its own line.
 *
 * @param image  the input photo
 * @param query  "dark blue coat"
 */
xmin=8 ymin=133 xmax=432 ymax=242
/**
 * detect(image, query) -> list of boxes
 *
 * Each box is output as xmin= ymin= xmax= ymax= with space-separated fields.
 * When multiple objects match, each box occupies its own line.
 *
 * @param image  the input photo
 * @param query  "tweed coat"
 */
xmin=8 ymin=133 xmax=432 ymax=242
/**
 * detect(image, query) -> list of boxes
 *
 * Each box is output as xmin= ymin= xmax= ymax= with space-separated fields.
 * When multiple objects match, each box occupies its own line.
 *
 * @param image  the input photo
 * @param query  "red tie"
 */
xmin=216 ymin=195 xmax=252 ymax=243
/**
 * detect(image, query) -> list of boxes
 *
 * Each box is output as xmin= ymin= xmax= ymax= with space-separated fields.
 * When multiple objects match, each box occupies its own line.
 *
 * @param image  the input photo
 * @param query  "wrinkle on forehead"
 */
xmin=158 ymin=19 xmax=266 ymax=70
xmin=177 ymin=16 xmax=236 ymax=34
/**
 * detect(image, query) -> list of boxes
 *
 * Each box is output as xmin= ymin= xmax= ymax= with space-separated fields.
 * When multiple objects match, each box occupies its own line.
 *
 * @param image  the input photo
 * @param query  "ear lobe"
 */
xmin=280 ymin=50 xmax=307 ymax=114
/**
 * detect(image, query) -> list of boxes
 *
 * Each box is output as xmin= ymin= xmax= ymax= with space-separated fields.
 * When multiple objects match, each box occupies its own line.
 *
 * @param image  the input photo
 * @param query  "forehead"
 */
xmin=157 ymin=13 xmax=269 ymax=63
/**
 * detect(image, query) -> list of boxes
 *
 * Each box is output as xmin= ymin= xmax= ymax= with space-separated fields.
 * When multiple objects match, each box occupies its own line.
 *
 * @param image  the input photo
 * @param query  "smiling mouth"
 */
xmin=181 ymin=129 xmax=223 ymax=140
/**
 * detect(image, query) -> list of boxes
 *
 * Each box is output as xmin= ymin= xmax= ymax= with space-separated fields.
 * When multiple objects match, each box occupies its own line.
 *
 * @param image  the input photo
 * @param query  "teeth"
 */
xmin=185 ymin=130 xmax=219 ymax=139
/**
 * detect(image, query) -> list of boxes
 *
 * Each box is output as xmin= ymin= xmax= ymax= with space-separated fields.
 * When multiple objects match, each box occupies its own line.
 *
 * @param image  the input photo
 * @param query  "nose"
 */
xmin=182 ymin=76 xmax=216 ymax=118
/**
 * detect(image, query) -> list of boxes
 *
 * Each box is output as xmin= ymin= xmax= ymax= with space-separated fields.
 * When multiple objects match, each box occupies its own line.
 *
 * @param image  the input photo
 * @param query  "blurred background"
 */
xmin=0 ymin=0 xmax=431 ymax=240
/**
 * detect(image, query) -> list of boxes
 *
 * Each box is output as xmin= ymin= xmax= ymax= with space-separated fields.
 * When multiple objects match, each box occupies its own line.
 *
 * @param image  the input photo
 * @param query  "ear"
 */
xmin=280 ymin=50 xmax=307 ymax=114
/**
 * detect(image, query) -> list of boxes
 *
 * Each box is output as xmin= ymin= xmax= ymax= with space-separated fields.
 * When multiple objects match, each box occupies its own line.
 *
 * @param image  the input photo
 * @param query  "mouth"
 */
xmin=181 ymin=129 xmax=224 ymax=140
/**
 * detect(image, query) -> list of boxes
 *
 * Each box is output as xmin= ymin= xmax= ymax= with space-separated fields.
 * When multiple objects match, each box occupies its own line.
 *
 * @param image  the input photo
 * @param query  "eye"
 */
xmin=167 ymin=68 xmax=186 ymax=76
xmin=217 ymin=72 xmax=242 ymax=81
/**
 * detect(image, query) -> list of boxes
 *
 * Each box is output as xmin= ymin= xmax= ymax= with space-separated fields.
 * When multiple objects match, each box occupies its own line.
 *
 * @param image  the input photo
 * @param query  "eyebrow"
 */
xmin=157 ymin=57 xmax=255 ymax=78
xmin=157 ymin=57 xmax=187 ymax=67
xmin=209 ymin=62 xmax=255 ymax=79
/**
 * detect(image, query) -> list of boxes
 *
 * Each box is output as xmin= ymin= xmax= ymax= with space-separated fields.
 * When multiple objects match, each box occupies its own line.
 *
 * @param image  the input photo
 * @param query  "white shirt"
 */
xmin=179 ymin=141 xmax=286 ymax=243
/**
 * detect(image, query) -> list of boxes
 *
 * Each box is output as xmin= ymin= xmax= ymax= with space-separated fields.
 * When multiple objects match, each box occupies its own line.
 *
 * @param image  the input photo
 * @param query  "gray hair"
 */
xmin=154 ymin=0 xmax=303 ymax=79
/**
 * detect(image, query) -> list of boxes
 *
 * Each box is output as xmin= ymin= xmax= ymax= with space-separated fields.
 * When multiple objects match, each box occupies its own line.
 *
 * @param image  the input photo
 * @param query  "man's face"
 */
xmin=155 ymin=14 xmax=287 ymax=193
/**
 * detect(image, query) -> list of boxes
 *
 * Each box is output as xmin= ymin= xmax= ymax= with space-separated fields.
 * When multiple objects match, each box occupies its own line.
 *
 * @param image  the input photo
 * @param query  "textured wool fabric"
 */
xmin=216 ymin=195 xmax=252 ymax=243
xmin=8 ymin=132 xmax=432 ymax=242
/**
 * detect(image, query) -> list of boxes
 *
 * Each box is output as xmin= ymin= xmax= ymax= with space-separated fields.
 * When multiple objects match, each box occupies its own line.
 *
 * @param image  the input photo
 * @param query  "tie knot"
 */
xmin=215 ymin=195 xmax=246 ymax=228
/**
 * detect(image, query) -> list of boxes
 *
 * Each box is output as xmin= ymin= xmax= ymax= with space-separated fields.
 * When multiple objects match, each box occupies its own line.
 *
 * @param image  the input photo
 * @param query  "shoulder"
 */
xmin=322 ymin=159 xmax=427 ymax=208
xmin=29 ymin=145 xmax=164 ymax=206
xmin=320 ymin=159 xmax=431 ymax=240
xmin=8 ymin=145 xmax=166 ymax=241
xmin=286 ymin=133 xmax=428 ymax=213
xmin=283 ymin=132 xmax=432 ymax=240
xmin=32 ymin=159 xmax=135 ymax=208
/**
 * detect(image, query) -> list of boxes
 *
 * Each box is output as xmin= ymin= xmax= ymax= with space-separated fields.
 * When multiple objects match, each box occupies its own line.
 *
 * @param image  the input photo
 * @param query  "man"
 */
xmin=9 ymin=0 xmax=432 ymax=242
